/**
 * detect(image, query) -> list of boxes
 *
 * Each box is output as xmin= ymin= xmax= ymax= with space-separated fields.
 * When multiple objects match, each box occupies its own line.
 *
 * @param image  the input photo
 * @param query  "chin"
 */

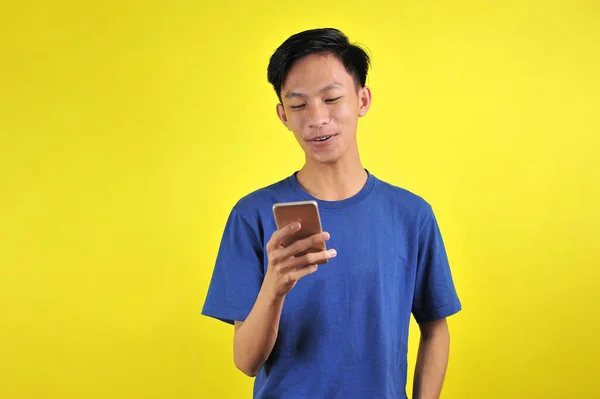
xmin=310 ymin=152 xmax=341 ymax=165
xmin=302 ymin=141 xmax=347 ymax=165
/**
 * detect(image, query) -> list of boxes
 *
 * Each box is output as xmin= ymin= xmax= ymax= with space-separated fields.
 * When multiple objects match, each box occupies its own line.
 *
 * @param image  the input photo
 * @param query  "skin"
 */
xmin=232 ymin=53 xmax=451 ymax=398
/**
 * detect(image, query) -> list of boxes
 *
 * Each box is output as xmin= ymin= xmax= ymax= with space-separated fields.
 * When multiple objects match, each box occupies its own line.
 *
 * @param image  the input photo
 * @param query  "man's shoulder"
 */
xmin=374 ymin=176 xmax=432 ymax=212
xmin=229 ymin=175 xmax=295 ymax=220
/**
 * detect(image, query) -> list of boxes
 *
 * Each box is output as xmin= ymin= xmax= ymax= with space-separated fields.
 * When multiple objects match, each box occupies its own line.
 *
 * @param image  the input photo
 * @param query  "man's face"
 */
xmin=276 ymin=53 xmax=371 ymax=165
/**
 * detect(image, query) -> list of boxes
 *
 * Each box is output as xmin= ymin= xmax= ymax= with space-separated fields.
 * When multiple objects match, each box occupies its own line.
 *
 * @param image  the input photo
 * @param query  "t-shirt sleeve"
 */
xmin=412 ymin=204 xmax=462 ymax=324
xmin=201 ymin=207 xmax=265 ymax=325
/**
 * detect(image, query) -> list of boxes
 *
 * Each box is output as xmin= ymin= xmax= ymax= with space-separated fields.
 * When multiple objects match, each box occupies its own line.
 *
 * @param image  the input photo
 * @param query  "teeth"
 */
xmin=315 ymin=136 xmax=331 ymax=142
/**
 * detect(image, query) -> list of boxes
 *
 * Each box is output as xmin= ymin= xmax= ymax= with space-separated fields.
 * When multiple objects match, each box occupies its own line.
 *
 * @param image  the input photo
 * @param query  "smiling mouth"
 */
xmin=310 ymin=134 xmax=337 ymax=142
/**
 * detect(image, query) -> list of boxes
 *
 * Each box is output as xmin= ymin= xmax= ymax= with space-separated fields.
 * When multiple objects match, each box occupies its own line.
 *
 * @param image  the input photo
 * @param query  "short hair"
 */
xmin=267 ymin=28 xmax=371 ymax=103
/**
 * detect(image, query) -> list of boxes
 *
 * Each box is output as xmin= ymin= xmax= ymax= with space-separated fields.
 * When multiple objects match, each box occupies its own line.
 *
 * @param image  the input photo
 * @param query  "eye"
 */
xmin=290 ymin=104 xmax=306 ymax=110
xmin=325 ymin=96 xmax=342 ymax=103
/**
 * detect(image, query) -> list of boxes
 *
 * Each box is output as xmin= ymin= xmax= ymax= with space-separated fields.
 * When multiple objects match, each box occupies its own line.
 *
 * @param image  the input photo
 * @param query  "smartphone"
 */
xmin=272 ymin=200 xmax=328 ymax=264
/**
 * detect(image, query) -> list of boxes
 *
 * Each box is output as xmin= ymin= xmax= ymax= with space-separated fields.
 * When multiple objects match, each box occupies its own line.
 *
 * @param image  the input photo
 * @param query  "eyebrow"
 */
xmin=284 ymin=82 xmax=343 ymax=99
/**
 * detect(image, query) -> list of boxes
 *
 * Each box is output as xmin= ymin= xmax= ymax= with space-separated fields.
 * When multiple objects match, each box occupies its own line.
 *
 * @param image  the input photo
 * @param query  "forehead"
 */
xmin=282 ymin=53 xmax=354 ymax=93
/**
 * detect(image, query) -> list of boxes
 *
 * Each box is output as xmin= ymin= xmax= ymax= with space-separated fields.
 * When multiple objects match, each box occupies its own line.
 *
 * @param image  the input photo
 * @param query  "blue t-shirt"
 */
xmin=202 ymin=170 xmax=461 ymax=399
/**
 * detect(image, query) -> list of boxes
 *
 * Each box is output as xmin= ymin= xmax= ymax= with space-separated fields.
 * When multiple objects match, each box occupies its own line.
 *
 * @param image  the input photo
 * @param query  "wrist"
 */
xmin=258 ymin=280 xmax=286 ymax=307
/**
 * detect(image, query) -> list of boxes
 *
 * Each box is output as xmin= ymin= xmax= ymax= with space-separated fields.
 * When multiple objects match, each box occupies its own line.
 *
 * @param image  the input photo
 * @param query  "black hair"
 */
xmin=267 ymin=28 xmax=370 ymax=103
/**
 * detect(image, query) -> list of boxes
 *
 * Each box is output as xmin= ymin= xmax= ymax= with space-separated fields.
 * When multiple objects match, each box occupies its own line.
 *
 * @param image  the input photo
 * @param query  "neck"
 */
xmin=296 ymin=149 xmax=368 ymax=201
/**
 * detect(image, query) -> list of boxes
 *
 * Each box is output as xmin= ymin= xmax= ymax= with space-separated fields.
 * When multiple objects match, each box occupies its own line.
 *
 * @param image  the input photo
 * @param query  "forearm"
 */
xmin=413 ymin=322 xmax=450 ymax=399
xmin=233 ymin=287 xmax=284 ymax=377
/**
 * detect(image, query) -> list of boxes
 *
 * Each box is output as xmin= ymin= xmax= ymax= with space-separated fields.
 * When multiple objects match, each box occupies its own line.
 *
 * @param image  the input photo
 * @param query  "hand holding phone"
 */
xmin=273 ymin=200 xmax=329 ymax=263
xmin=263 ymin=201 xmax=336 ymax=298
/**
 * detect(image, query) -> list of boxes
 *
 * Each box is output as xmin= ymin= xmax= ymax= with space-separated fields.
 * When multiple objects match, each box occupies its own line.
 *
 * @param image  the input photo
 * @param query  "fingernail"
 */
xmin=328 ymin=249 xmax=337 ymax=257
xmin=291 ymin=222 xmax=300 ymax=231
xmin=321 ymin=232 xmax=330 ymax=240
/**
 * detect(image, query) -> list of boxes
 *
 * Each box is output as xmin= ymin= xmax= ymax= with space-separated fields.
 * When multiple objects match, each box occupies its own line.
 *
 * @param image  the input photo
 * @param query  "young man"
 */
xmin=202 ymin=28 xmax=462 ymax=399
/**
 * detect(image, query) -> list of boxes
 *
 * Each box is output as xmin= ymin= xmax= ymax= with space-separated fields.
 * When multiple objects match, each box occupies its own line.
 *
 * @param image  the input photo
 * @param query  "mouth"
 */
xmin=308 ymin=134 xmax=338 ymax=143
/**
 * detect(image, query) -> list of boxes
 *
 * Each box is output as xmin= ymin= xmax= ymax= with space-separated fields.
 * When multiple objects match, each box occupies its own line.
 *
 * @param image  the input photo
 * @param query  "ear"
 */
xmin=276 ymin=103 xmax=292 ymax=130
xmin=358 ymin=86 xmax=372 ymax=117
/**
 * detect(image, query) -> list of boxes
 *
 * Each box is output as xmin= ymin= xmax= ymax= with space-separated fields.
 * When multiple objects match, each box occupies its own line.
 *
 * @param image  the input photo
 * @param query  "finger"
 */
xmin=288 ymin=263 xmax=319 ymax=281
xmin=282 ymin=248 xmax=337 ymax=271
xmin=266 ymin=222 xmax=301 ymax=252
xmin=281 ymin=231 xmax=330 ymax=259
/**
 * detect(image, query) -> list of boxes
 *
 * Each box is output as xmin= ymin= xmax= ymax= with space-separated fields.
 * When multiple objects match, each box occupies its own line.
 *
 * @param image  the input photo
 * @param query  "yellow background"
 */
xmin=1 ymin=1 xmax=599 ymax=398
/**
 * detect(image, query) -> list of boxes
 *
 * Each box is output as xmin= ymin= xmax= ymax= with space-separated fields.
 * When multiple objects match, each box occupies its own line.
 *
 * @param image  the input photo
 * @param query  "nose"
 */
xmin=308 ymin=103 xmax=330 ymax=128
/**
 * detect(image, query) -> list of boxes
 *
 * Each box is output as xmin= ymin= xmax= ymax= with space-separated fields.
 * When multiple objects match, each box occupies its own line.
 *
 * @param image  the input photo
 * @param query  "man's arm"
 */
xmin=232 ymin=224 xmax=335 ymax=377
xmin=412 ymin=318 xmax=451 ymax=399
xmin=233 ymin=290 xmax=284 ymax=377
